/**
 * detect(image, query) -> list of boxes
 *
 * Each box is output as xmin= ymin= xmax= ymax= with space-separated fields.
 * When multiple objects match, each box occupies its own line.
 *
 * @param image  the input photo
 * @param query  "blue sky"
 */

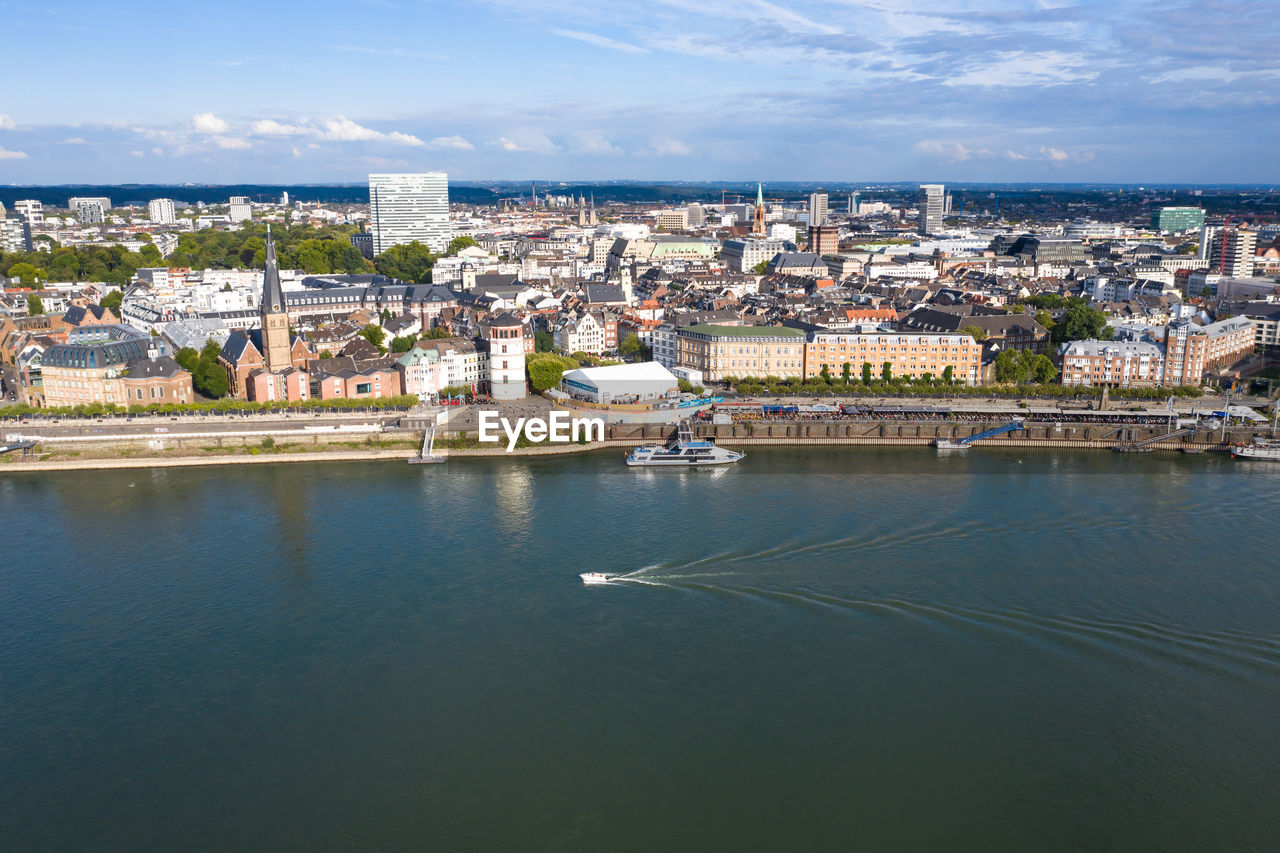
xmin=2 ymin=0 xmax=1277 ymax=184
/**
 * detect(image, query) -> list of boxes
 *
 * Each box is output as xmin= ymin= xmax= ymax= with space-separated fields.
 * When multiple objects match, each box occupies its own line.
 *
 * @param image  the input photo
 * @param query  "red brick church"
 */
xmin=218 ymin=228 xmax=314 ymax=401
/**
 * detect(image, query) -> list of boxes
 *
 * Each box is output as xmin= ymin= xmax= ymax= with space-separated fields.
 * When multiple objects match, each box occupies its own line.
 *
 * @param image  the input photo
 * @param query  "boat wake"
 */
xmin=719 ymin=584 xmax=1280 ymax=682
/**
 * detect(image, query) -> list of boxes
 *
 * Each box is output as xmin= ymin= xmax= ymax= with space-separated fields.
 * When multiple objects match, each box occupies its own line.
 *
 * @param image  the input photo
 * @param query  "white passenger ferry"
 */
xmin=626 ymin=422 xmax=743 ymax=467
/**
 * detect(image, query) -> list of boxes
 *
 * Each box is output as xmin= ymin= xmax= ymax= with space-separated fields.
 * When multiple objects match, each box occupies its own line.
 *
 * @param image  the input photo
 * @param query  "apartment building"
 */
xmin=675 ymin=324 xmax=807 ymax=381
xmin=803 ymin=332 xmax=982 ymax=385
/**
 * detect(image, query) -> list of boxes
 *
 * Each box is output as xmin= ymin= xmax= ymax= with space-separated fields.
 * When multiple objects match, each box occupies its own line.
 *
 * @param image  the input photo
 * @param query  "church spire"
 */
xmin=756 ymin=182 xmax=765 ymax=207
xmin=262 ymin=224 xmax=284 ymax=315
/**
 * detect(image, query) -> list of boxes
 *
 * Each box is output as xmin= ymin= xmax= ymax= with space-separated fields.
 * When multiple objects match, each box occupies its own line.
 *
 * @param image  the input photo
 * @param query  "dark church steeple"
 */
xmin=260 ymin=225 xmax=292 ymax=372
xmin=262 ymin=224 xmax=285 ymax=315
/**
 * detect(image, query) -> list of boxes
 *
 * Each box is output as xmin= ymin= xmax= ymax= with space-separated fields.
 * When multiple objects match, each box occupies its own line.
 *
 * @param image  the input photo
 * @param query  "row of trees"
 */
xmin=1 ymin=395 xmax=421 ymax=420
xmin=2 ymin=243 xmax=165 ymax=286
xmin=1 ymin=226 xmax=481 ymax=287
xmin=370 ymin=235 xmax=478 ymax=283
xmin=727 ymin=371 xmax=1202 ymax=400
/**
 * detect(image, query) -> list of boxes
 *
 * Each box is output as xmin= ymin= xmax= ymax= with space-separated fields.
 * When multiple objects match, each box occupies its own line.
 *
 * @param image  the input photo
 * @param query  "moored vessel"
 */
xmin=626 ymin=422 xmax=743 ymax=467
xmin=1231 ymin=438 xmax=1280 ymax=461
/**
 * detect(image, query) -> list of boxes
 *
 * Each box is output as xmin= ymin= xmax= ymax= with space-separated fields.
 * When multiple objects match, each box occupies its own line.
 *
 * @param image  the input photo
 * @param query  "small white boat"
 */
xmin=580 ymin=572 xmax=612 ymax=585
xmin=931 ymin=438 xmax=970 ymax=450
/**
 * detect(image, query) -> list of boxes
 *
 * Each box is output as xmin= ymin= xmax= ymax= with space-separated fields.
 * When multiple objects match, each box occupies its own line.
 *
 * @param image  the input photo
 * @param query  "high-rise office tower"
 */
xmin=918 ymin=184 xmax=945 ymax=235
xmin=68 ymin=196 xmax=111 ymax=214
xmin=228 ymin=196 xmax=253 ymax=223
xmin=75 ymin=200 xmax=106 ymax=224
xmin=148 ymin=198 xmax=176 ymax=225
xmin=369 ymin=172 xmax=450 ymax=254
xmin=1208 ymin=227 xmax=1257 ymax=278
xmin=13 ymin=199 xmax=43 ymax=225
xmin=808 ymin=192 xmax=828 ymax=227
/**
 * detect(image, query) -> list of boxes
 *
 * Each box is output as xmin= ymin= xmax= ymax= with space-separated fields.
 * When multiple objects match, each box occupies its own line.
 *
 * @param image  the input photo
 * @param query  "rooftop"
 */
xmin=680 ymin=324 xmax=806 ymax=338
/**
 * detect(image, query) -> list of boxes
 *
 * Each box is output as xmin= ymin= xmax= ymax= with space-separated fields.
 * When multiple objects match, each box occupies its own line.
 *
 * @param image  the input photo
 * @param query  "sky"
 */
xmin=2 ymin=0 xmax=1278 ymax=184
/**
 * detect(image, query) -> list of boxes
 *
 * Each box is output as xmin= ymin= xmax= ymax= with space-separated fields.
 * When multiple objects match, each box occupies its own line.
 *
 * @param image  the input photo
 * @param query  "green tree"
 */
xmin=960 ymin=324 xmax=988 ymax=342
xmin=993 ymin=350 xmax=1021 ymax=383
xmin=1031 ymin=353 xmax=1058 ymax=383
xmin=862 ymin=362 xmax=873 ymax=384
xmin=1052 ymin=302 xmax=1108 ymax=343
xmin=820 ymin=364 xmax=832 ymax=382
xmin=99 ymin=289 xmax=123 ymax=314
xmin=373 ymin=240 xmax=436 ymax=283
xmin=942 ymin=365 xmax=954 ymax=385
xmin=1033 ymin=310 xmax=1055 ymax=332
xmin=191 ymin=340 xmax=229 ymax=398
xmin=446 ymin=236 xmax=478 ymax=255
xmin=534 ymin=329 xmax=555 ymax=352
xmin=26 ymin=293 xmax=44 ymax=315
xmin=174 ymin=346 xmax=200 ymax=373
xmin=390 ymin=335 xmax=415 ymax=353
xmin=1023 ymin=293 xmax=1066 ymax=310
xmin=881 ymin=361 xmax=892 ymax=382
xmin=424 ymin=326 xmax=452 ymax=340
xmin=528 ymin=358 xmax=566 ymax=392
xmin=317 ymin=349 xmax=334 ymax=360
xmin=10 ymin=262 xmax=42 ymax=286
xmin=359 ymin=323 xmax=387 ymax=352
xmin=752 ymin=260 xmax=769 ymax=274
xmin=619 ymin=333 xmax=645 ymax=358
xmin=526 ymin=352 xmax=577 ymax=393
xmin=841 ymin=362 xmax=852 ymax=384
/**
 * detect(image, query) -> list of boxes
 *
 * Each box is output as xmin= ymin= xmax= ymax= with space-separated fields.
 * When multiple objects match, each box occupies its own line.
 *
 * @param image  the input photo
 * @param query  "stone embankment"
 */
xmin=2 ymin=418 xmax=1262 ymax=472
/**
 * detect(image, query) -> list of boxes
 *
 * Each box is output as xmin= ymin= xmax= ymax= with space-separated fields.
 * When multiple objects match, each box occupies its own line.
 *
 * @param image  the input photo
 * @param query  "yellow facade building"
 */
xmin=803 ymin=332 xmax=982 ymax=385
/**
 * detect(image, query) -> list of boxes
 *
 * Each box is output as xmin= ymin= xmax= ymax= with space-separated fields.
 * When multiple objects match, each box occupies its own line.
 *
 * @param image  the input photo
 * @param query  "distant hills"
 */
xmin=2 ymin=181 xmax=1275 ymax=210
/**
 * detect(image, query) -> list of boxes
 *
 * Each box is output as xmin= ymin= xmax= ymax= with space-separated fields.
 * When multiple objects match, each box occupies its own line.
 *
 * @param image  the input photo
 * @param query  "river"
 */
xmin=2 ymin=448 xmax=1278 ymax=851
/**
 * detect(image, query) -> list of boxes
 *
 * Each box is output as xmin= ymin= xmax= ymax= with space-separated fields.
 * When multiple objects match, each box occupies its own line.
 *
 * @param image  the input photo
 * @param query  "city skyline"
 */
xmin=3 ymin=0 xmax=1278 ymax=184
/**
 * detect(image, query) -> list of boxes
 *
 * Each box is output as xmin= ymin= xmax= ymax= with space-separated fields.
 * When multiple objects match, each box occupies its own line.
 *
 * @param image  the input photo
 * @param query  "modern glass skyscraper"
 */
xmin=369 ymin=172 xmax=450 ymax=255
xmin=918 ymin=184 xmax=945 ymax=235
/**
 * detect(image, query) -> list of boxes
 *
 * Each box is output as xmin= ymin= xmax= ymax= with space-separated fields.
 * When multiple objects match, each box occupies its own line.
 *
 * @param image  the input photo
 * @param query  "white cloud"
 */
xmin=913 ymin=139 xmax=990 ymax=161
xmin=649 ymin=138 xmax=691 ymax=156
xmin=0 ymin=146 xmax=28 ymax=159
xmin=385 ymin=130 xmax=427 ymax=146
xmin=491 ymin=132 xmax=558 ymax=154
xmin=550 ymin=28 xmax=650 ymax=54
xmin=291 ymin=146 xmax=302 ymax=158
xmin=59 ymin=137 xmax=87 ymax=145
xmin=152 ymin=147 xmax=165 ymax=156
xmin=573 ymin=132 xmax=625 ymax=155
xmin=0 ymin=114 xmax=15 ymax=130
xmin=250 ymin=119 xmax=309 ymax=137
xmin=1039 ymin=146 xmax=1094 ymax=164
xmin=945 ymin=51 xmax=1100 ymax=88
xmin=213 ymin=136 xmax=252 ymax=150
xmin=191 ymin=112 xmax=230 ymax=133
xmin=321 ymin=116 xmax=425 ymax=146
xmin=129 ymin=150 xmax=145 ymax=158
xmin=428 ymin=134 xmax=475 ymax=150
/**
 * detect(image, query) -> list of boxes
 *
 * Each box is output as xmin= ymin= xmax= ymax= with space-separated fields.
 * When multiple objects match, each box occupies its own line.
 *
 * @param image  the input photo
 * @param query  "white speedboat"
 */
xmin=626 ymin=422 xmax=743 ymax=467
xmin=580 ymin=572 xmax=612 ymax=585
